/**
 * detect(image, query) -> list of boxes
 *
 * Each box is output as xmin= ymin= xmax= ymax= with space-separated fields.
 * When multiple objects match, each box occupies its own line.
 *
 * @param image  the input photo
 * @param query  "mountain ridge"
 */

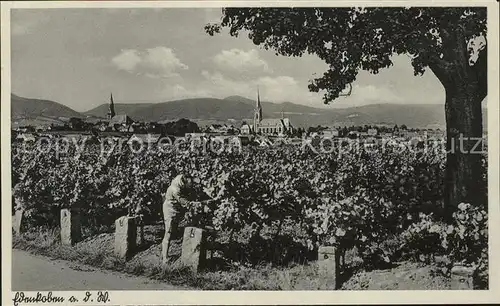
xmin=11 ymin=93 xmax=487 ymax=129
xmin=11 ymin=94 xmax=83 ymax=119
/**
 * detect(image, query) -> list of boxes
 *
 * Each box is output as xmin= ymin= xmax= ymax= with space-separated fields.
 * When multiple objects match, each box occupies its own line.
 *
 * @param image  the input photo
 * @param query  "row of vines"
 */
xmin=11 ymin=138 xmax=488 ymax=276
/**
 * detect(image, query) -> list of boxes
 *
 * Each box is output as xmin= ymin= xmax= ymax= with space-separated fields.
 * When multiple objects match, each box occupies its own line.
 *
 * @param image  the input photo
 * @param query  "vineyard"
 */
xmin=11 ymin=137 xmax=488 ymax=288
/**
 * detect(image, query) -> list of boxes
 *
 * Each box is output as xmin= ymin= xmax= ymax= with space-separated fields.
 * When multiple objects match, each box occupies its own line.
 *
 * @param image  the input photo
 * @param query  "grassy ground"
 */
xmin=12 ymin=227 xmax=453 ymax=290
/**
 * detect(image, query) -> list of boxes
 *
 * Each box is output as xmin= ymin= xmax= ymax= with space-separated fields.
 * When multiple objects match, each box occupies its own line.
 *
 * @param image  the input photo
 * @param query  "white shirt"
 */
xmin=163 ymin=174 xmax=187 ymax=215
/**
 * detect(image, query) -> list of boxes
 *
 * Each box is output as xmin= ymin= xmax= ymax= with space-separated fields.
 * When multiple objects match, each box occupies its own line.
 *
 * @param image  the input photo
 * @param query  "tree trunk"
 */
xmin=443 ymin=79 xmax=486 ymax=216
xmin=429 ymin=27 xmax=487 ymax=217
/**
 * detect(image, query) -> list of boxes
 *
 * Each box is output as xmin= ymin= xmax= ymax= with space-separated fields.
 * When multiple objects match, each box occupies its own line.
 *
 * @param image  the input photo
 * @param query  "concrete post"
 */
xmin=451 ymin=265 xmax=475 ymax=290
xmin=13 ymin=208 xmax=25 ymax=235
xmin=60 ymin=208 xmax=82 ymax=246
xmin=114 ymin=216 xmax=137 ymax=261
xmin=318 ymin=246 xmax=340 ymax=289
xmin=180 ymin=227 xmax=208 ymax=273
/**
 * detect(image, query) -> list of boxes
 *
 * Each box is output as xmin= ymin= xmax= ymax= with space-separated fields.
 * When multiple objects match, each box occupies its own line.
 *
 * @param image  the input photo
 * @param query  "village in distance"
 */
xmin=12 ymin=91 xmax=453 ymax=150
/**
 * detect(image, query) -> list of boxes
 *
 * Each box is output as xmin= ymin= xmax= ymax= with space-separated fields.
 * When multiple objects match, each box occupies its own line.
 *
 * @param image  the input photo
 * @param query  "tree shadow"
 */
xmin=135 ymin=239 xmax=155 ymax=253
xmin=362 ymin=257 xmax=401 ymax=272
xmin=336 ymin=248 xmax=401 ymax=289
xmin=205 ymin=234 xmax=316 ymax=269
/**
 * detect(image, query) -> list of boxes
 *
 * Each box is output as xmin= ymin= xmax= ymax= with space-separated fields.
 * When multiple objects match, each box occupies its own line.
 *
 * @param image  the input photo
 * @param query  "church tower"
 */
xmin=253 ymin=88 xmax=262 ymax=133
xmin=107 ymin=93 xmax=116 ymax=119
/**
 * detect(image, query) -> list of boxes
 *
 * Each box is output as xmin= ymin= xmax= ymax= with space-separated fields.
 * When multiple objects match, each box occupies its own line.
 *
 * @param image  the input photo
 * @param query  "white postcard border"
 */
xmin=2 ymin=1 xmax=499 ymax=305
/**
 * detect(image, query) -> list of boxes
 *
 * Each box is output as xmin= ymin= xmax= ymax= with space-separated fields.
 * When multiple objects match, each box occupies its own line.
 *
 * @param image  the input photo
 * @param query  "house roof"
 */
xmin=259 ymin=119 xmax=284 ymax=127
xmin=17 ymin=133 xmax=35 ymax=139
xmin=84 ymin=117 xmax=107 ymax=124
xmin=130 ymin=133 xmax=161 ymax=139
xmin=257 ymin=118 xmax=293 ymax=128
xmin=128 ymin=134 xmax=162 ymax=144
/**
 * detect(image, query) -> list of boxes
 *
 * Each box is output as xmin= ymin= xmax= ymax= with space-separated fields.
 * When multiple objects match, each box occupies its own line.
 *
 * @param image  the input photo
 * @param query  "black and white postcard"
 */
xmin=2 ymin=1 xmax=499 ymax=305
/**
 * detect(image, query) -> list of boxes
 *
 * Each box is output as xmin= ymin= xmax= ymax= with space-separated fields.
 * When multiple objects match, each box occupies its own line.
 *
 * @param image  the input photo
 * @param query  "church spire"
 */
xmin=108 ymin=92 xmax=116 ymax=119
xmin=253 ymin=87 xmax=263 ymax=134
xmin=256 ymin=87 xmax=262 ymax=110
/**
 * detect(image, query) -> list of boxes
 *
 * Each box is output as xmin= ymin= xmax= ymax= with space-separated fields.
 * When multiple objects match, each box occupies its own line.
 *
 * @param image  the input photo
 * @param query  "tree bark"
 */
xmin=429 ymin=28 xmax=487 ymax=217
xmin=443 ymin=82 xmax=485 ymax=215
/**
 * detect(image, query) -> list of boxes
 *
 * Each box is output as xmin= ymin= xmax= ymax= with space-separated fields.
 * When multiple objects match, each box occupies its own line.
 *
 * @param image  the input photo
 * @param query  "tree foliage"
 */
xmin=164 ymin=118 xmax=201 ymax=136
xmin=205 ymin=7 xmax=486 ymax=103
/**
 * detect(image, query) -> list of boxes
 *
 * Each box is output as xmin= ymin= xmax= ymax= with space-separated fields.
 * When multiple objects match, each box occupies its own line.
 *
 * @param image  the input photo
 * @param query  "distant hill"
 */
xmin=84 ymin=95 xmax=448 ymax=128
xmin=84 ymin=98 xmax=257 ymax=123
xmin=224 ymin=95 xmax=325 ymax=116
xmin=11 ymin=94 xmax=82 ymax=120
xmin=83 ymin=103 xmax=154 ymax=119
xmin=11 ymin=93 xmax=488 ymax=130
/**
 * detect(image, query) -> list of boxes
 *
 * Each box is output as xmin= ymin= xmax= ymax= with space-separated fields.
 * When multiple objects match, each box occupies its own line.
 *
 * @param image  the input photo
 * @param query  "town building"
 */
xmin=367 ymin=128 xmax=378 ymax=136
xmin=94 ymin=122 xmax=110 ymax=132
xmin=185 ymin=133 xmax=209 ymax=142
xmin=205 ymin=124 xmax=237 ymax=135
xmin=240 ymin=124 xmax=252 ymax=135
xmin=109 ymin=114 xmax=134 ymax=132
xmin=16 ymin=133 xmax=36 ymax=142
xmin=322 ymin=127 xmax=339 ymax=138
xmin=380 ymin=132 xmax=394 ymax=138
xmin=424 ymin=130 xmax=445 ymax=139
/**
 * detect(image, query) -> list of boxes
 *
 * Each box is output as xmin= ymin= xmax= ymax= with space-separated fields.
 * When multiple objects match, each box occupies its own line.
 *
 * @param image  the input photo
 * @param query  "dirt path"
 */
xmin=12 ymin=250 xmax=186 ymax=291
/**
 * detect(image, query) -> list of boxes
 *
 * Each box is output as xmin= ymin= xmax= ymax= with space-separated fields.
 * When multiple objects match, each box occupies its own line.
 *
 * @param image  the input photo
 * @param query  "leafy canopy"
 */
xmin=206 ymin=7 xmax=487 ymax=103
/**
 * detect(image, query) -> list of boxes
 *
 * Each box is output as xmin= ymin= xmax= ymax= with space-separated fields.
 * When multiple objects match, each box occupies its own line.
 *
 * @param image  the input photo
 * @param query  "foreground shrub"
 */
xmin=400 ymin=203 xmax=488 ymax=285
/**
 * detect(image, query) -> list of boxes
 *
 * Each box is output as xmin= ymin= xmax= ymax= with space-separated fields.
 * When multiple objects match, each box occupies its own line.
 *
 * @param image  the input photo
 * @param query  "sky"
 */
xmin=11 ymin=8 xmax=448 ymax=112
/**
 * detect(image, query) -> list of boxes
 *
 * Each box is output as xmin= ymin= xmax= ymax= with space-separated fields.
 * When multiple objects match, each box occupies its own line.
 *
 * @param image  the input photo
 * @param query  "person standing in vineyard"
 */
xmin=161 ymin=172 xmax=214 ymax=265
xmin=161 ymin=173 xmax=190 ymax=264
